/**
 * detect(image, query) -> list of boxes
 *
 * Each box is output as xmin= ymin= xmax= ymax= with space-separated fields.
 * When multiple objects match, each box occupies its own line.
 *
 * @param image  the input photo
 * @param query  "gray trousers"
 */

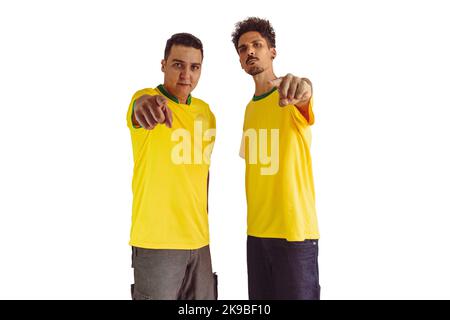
xmin=131 ymin=245 xmax=217 ymax=300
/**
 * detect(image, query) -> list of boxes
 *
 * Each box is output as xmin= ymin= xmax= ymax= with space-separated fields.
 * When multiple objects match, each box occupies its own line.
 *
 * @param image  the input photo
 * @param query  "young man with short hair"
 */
xmin=232 ymin=17 xmax=321 ymax=300
xmin=126 ymin=33 xmax=217 ymax=300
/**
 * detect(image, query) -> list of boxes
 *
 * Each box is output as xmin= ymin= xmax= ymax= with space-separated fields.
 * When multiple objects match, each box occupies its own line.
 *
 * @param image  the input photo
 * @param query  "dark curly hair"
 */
xmin=231 ymin=17 xmax=276 ymax=51
xmin=164 ymin=33 xmax=203 ymax=60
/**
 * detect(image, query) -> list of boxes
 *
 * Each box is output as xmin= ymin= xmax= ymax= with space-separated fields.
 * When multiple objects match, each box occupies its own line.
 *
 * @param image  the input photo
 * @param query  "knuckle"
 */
xmin=142 ymin=108 xmax=151 ymax=117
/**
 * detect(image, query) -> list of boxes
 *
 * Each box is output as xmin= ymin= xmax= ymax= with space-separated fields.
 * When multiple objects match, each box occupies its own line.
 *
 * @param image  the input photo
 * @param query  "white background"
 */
xmin=1 ymin=0 xmax=450 ymax=299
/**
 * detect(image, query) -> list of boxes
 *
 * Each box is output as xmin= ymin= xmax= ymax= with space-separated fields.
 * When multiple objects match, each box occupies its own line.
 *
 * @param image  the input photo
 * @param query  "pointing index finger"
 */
xmin=268 ymin=77 xmax=283 ymax=88
xmin=162 ymin=105 xmax=173 ymax=128
xmin=155 ymin=95 xmax=168 ymax=107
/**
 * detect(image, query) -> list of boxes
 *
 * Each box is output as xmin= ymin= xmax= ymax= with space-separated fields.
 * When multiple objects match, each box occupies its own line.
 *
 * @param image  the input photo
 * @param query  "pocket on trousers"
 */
xmin=213 ymin=272 xmax=218 ymax=300
xmin=288 ymin=239 xmax=318 ymax=247
xmin=131 ymin=247 xmax=136 ymax=268
xmin=131 ymin=284 xmax=152 ymax=300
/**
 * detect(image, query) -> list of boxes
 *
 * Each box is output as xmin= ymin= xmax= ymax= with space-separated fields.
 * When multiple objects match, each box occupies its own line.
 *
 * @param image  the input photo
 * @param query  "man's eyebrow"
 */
xmin=172 ymin=59 xmax=201 ymax=66
xmin=238 ymin=40 xmax=262 ymax=50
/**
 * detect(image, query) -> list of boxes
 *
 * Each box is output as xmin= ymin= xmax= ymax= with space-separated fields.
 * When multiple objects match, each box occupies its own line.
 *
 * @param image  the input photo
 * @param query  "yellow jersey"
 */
xmin=240 ymin=88 xmax=319 ymax=241
xmin=127 ymin=85 xmax=216 ymax=249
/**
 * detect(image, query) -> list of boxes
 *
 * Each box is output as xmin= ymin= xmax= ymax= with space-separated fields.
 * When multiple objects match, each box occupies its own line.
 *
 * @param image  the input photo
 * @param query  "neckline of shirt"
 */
xmin=253 ymin=87 xmax=277 ymax=102
xmin=157 ymin=84 xmax=192 ymax=105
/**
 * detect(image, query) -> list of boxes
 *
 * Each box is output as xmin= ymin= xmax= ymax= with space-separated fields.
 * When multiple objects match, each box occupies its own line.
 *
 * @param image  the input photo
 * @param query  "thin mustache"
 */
xmin=246 ymin=57 xmax=259 ymax=64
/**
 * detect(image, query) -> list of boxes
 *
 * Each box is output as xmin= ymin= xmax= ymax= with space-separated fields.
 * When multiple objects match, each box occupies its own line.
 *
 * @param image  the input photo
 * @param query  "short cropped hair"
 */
xmin=164 ymin=33 xmax=204 ymax=60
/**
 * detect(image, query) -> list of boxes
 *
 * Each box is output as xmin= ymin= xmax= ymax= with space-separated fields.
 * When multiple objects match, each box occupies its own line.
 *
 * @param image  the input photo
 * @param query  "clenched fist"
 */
xmin=132 ymin=95 xmax=173 ymax=130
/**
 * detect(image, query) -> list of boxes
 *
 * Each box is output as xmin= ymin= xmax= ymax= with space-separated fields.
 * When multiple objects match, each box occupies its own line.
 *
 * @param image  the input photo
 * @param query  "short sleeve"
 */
xmin=289 ymin=96 xmax=315 ymax=127
xmin=126 ymin=88 xmax=158 ymax=130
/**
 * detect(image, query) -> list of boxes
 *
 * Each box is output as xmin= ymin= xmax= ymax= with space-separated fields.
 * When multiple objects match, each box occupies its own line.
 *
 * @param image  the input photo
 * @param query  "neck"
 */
xmin=253 ymin=68 xmax=277 ymax=96
xmin=177 ymin=95 xmax=188 ymax=104
xmin=161 ymin=83 xmax=189 ymax=104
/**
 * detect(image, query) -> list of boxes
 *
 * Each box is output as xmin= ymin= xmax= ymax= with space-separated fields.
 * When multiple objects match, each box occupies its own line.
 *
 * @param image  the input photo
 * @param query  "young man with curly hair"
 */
xmin=232 ymin=17 xmax=321 ymax=300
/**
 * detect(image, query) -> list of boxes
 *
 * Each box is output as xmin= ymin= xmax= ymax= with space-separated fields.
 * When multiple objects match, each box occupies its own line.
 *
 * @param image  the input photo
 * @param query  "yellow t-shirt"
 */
xmin=127 ymin=85 xmax=216 ymax=249
xmin=240 ymin=88 xmax=319 ymax=241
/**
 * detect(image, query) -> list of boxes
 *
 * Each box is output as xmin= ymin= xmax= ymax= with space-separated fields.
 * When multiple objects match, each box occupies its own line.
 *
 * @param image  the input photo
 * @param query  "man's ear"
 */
xmin=270 ymin=47 xmax=277 ymax=60
xmin=161 ymin=59 xmax=166 ymax=72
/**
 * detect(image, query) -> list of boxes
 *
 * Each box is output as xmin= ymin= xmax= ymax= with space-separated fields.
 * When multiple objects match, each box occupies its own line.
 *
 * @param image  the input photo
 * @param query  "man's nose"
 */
xmin=179 ymin=70 xmax=189 ymax=80
xmin=246 ymin=53 xmax=255 ymax=63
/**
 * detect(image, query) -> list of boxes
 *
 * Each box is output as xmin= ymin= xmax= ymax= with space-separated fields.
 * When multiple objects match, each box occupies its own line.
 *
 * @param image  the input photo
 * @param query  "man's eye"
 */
xmin=192 ymin=65 xmax=200 ymax=71
xmin=255 ymin=43 xmax=261 ymax=47
xmin=239 ymin=47 xmax=246 ymax=53
xmin=174 ymin=63 xmax=182 ymax=68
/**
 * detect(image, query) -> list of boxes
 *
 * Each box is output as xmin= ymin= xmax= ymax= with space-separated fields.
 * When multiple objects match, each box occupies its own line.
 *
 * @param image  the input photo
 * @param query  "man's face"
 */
xmin=237 ymin=31 xmax=276 ymax=76
xmin=161 ymin=45 xmax=202 ymax=98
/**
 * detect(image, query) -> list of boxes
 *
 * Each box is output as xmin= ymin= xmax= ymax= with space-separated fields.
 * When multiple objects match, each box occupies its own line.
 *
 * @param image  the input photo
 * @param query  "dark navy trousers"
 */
xmin=247 ymin=236 xmax=320 ymax=300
